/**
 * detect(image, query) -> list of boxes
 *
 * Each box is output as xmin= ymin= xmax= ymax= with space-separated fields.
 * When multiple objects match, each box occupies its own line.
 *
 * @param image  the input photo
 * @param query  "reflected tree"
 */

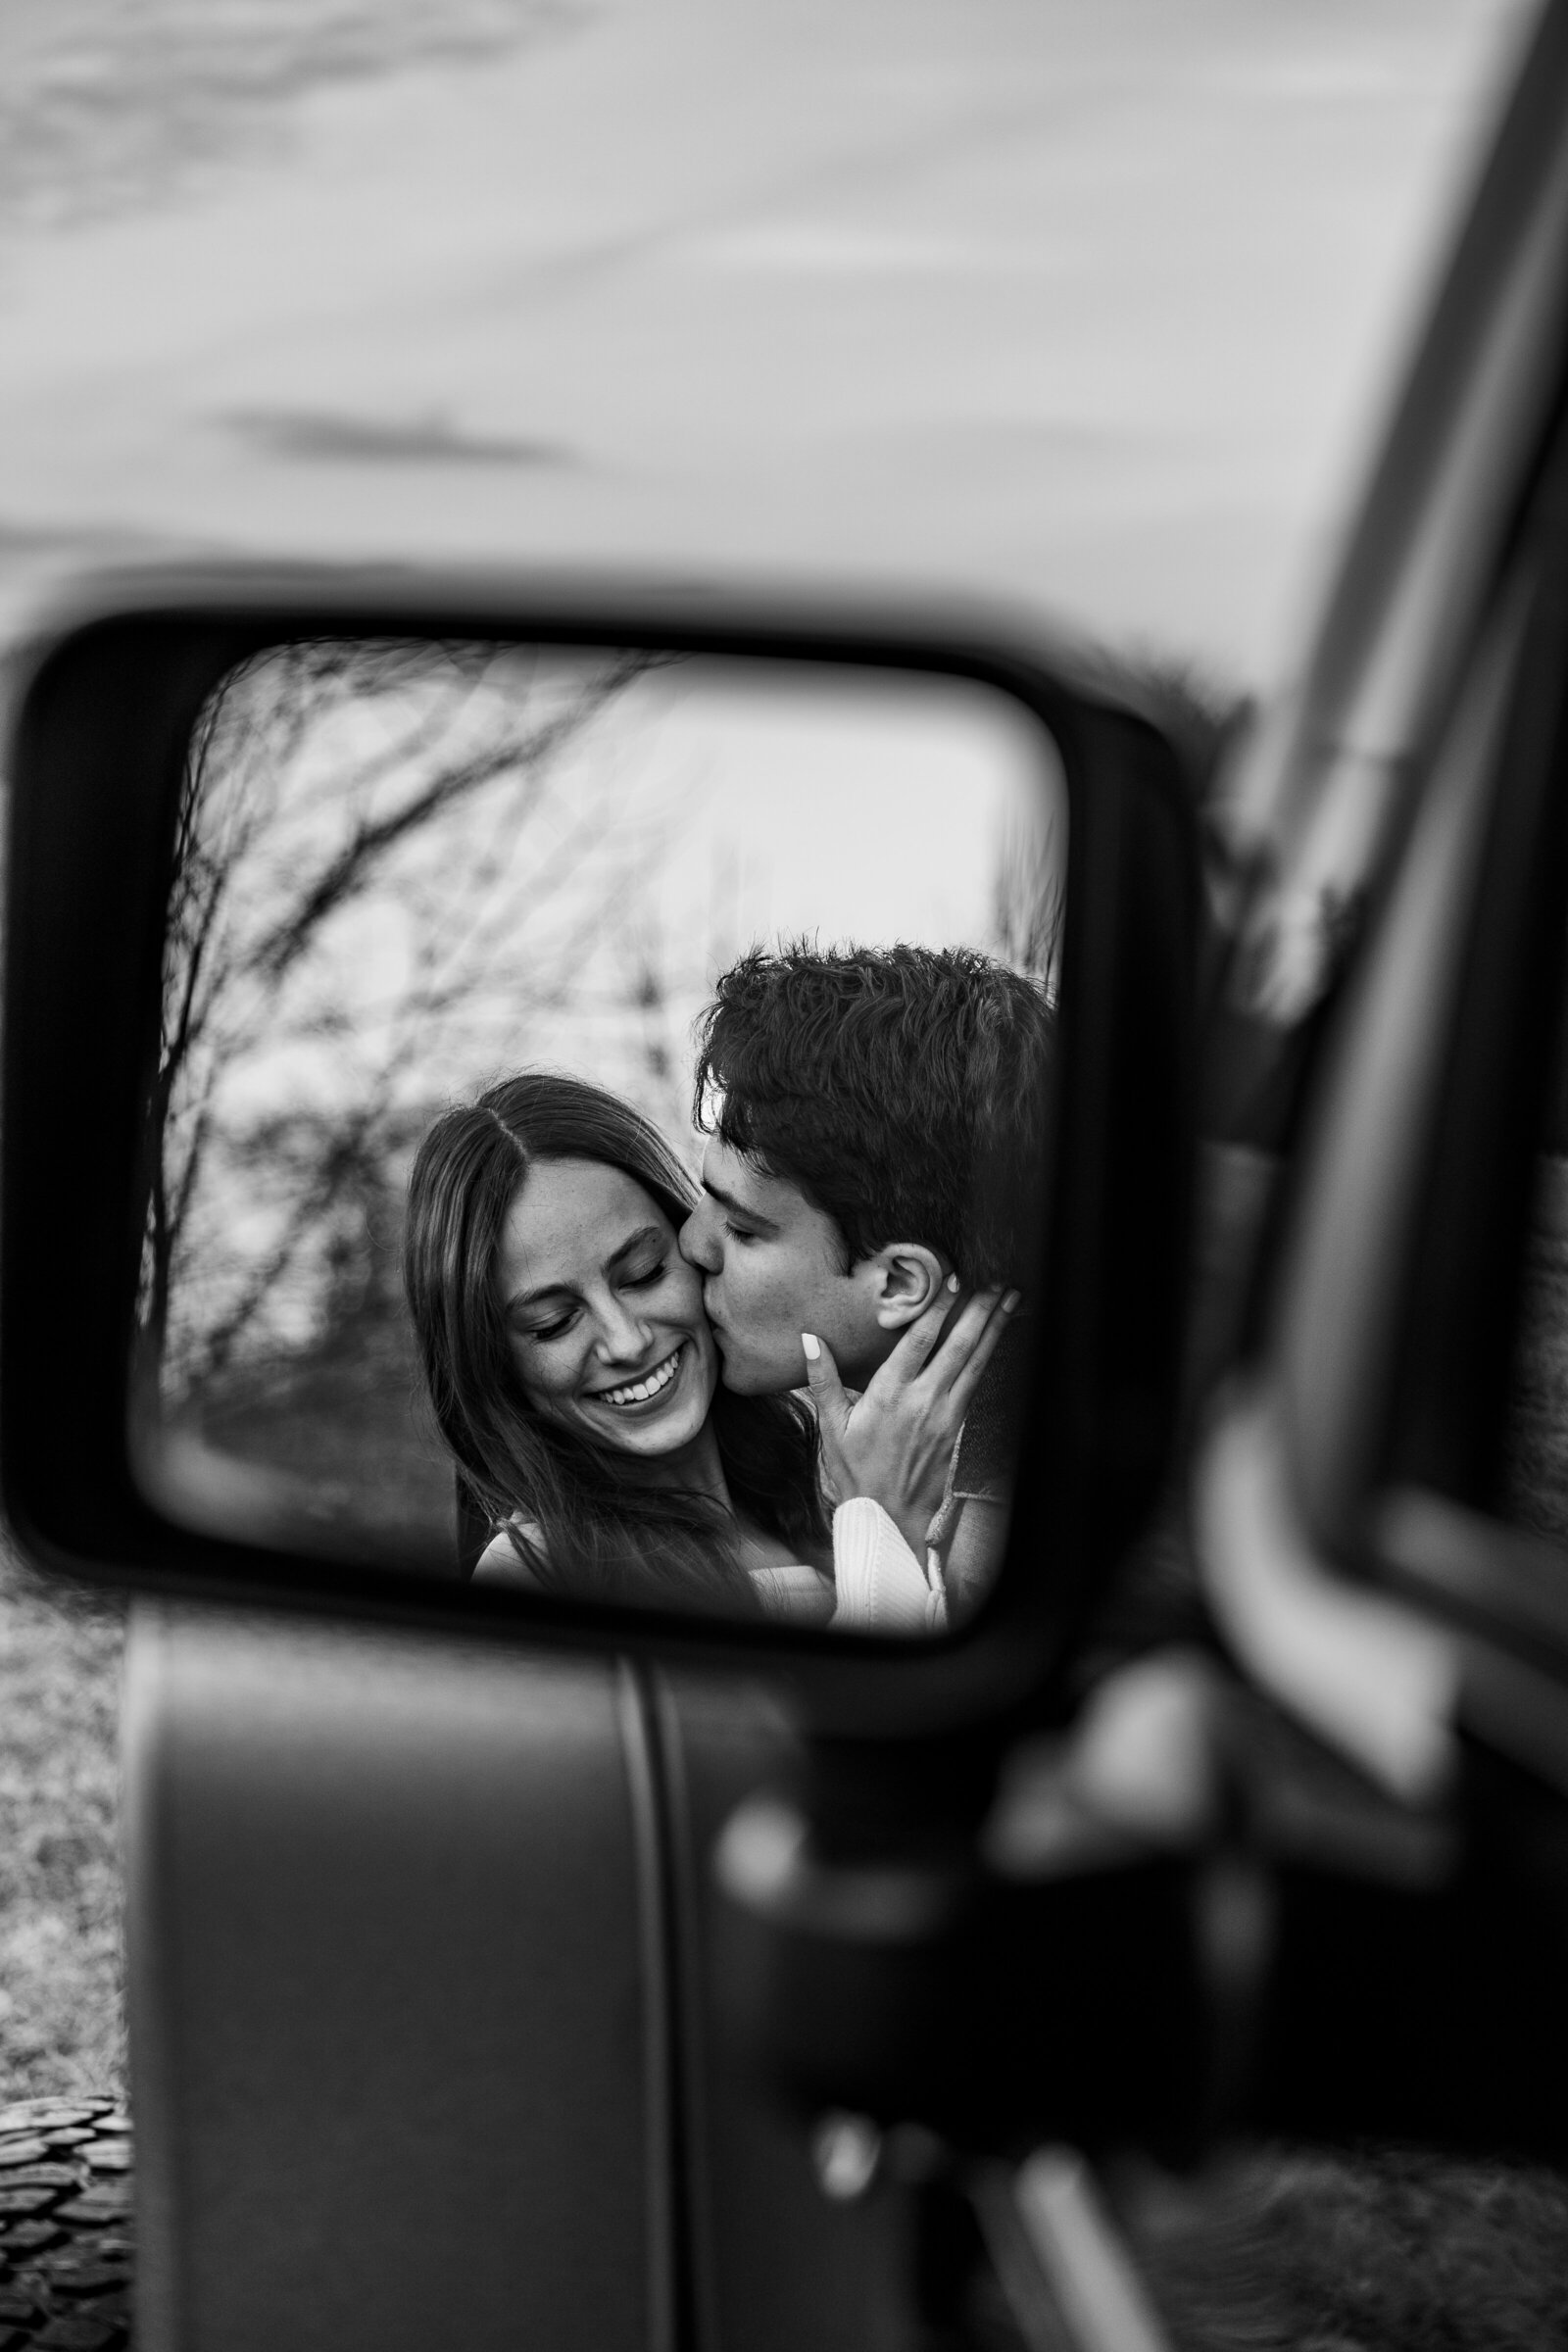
xmin=144 ymin=639 xmax=665 ymax=1533
xmin=990 ymin=804 xmax=1064 ymax=986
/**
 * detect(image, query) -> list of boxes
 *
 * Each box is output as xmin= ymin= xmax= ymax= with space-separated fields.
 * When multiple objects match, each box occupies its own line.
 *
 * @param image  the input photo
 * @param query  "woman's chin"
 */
xmin=642 ymin=1412 xmax=709 ymax=1458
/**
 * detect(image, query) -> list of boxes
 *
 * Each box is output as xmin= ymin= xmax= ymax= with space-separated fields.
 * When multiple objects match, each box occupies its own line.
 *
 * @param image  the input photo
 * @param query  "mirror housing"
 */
xmin=2 ymin=568 xmax=1200 ymax=1739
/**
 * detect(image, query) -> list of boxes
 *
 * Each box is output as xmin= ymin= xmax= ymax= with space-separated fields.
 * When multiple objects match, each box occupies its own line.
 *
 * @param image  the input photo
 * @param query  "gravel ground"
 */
xmin=1118 ymin=2144 xmax=1568 ymax=2352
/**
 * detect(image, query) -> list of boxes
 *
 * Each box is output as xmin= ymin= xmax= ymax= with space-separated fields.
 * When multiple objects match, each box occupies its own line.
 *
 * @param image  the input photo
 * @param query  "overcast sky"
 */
xmin=0 ymin=0 xmax=1537 ymax=689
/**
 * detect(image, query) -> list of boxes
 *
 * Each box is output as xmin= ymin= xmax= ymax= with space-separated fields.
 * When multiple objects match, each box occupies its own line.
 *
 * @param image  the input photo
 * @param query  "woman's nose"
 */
xmin=596 ymin=1298 xmax=653 ymax=1363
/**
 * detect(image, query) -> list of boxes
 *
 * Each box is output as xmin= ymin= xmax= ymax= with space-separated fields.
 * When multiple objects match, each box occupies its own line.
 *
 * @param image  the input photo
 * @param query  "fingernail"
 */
xmin=1003 ymin=1290 xmax=1021 ymax=1313
xmin=802 ymin=1333 xmax=820 ymax=1361
xmin=946 ymin=1273 xmax=960 ymax=1294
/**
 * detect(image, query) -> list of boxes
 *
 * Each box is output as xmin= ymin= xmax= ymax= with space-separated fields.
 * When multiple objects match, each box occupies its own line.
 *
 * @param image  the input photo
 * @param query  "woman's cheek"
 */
xmin=514 ymin=1339 xmax=574 ymax=1414
xmin=662 ymin=1265 xmax=708 ymax=1325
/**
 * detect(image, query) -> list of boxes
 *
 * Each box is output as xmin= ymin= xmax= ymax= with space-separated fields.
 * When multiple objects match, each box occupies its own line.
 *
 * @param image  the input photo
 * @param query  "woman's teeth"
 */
xmin=597 ymin=1347 xmax=682 ymax=1408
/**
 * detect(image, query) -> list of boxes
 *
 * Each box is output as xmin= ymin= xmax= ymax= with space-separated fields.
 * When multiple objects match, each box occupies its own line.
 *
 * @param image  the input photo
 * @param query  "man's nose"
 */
xmin=679 ymin=1204 xmax=720 ymax=1274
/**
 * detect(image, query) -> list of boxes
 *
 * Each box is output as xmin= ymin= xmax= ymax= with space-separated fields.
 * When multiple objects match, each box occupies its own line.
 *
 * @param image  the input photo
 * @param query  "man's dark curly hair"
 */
xmin=692 ymin=943 xmax=1054 ymax=1288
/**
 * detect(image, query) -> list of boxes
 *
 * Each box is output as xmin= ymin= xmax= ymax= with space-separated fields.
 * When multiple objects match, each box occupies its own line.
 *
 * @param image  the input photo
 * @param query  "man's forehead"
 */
xmin=701 ymin=1138 xmax=807 ymax=1221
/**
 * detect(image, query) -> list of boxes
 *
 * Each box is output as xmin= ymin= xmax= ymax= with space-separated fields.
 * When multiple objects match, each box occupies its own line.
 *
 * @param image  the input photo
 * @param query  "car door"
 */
xmin=123 ymin=1619 xmax=919 ymax=2352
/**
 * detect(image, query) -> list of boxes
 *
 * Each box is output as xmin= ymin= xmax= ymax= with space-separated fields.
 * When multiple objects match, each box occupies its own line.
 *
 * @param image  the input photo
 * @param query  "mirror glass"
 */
xmin=131 ymin=638 xmax=1064 ymax=1637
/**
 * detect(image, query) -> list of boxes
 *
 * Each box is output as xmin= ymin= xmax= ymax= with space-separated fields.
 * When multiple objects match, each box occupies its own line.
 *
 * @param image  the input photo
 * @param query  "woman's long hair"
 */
xmin=404 ymin=1071 xmax=826 ymax=1611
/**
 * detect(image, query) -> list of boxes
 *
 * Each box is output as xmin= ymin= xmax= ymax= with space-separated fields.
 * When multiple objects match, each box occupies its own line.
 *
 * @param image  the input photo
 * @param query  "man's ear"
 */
xmin=863 ymin=1243 xmax=949 ymax=1330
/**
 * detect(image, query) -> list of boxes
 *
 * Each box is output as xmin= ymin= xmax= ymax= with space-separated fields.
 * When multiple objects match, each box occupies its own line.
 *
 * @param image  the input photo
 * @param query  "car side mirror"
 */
xmin=2 ymin=568 xmax=1200 ymax=1739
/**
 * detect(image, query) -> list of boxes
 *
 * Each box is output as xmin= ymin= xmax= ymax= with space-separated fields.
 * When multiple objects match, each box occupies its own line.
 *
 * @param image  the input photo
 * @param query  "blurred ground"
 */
xmin=0 ymin=0 xmax=573 ymax=231
xmin=0 ymin=0 xmax=1532 ymax=674
xmin=0 ymin=1542 xmax=123 ymax=2101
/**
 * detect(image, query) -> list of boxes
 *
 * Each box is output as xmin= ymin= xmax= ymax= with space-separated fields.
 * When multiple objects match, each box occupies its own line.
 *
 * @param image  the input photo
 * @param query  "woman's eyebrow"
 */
xmin=506 ymin=1278 xmax=573 ymax=1315
xmin=605 ymin=1223 xmax=665 ymax=1269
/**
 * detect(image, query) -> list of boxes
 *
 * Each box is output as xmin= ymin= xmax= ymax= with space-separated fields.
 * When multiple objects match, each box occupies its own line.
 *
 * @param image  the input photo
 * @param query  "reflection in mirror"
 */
xmin=132 ymin=640 xmax=1064 ymax=1635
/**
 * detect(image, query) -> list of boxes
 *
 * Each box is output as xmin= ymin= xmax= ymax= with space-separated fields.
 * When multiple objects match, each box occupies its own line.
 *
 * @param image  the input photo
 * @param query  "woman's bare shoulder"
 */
xmin=749 ymin=1560 xmax=836 ymax=1626
xmin=472 ymin=1521 xmax=547 ymax=1591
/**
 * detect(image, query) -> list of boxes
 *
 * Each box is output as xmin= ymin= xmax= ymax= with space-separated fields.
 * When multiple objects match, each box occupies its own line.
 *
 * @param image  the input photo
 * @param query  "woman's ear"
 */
xmin=868 ymin=1243 xmax=949 ymax=1329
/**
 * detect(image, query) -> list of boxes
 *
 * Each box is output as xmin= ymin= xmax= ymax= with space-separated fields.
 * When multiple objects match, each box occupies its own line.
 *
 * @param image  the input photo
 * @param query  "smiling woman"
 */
xmin=402 ymin=1052 xmax=1028 ymax=1636
xmin=498 ymin=1167 xmax=714 ymax=1457
xmin=404 ymin=1072 xmax=830 ymax=1623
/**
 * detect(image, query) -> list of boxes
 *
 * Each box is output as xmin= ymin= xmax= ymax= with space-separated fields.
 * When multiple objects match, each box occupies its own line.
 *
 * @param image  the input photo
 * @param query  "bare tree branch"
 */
xmin=147 ymin=636 xmax=678 ymax=1402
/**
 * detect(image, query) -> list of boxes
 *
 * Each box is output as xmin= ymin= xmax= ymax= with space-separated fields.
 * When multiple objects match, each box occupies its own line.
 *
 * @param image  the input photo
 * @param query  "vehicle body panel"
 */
xmin=123 ymin=1609 xmax=914 ymax=2350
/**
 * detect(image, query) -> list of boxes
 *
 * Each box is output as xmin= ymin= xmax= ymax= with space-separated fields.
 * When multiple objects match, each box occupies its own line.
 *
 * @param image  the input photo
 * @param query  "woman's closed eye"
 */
xmin=519 ymin=1261 xmax=663 ymax=1342
xmin=522 ymin=1305 xmax=578 ymax=1344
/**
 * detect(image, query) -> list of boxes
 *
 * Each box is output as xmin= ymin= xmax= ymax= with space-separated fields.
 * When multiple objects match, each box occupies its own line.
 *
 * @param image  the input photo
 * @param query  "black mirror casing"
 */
xmin=1 ymin=569 xmax=1201 ymax=1740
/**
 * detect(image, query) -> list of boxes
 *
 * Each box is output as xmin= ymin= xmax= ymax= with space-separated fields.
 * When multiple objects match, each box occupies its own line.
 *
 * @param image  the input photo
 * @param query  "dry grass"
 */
xmin=0 ymin=1536 xmax=124 ymax=2101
